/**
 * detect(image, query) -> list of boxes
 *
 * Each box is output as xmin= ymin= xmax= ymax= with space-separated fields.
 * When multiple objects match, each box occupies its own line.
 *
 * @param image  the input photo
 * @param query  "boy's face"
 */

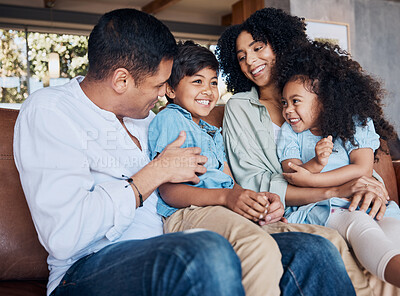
xmin=281 ymin=79 xmax=322 ymax=136
xmin=170 ymin=67 xmax=219 ymax=124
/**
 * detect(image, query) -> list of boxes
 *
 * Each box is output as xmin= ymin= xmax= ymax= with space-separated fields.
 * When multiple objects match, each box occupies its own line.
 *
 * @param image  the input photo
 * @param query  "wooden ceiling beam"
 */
xmin=229 ymin=0 xmax=264 ymax=25
xmin=142 ymin=0 xmax=182 ymax=14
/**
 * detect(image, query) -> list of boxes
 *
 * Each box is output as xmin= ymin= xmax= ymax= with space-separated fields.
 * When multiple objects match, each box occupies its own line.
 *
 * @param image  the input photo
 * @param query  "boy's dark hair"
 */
xmin=166 ymin=40 xmax=219 ymax=102
xmin=216 ymin=8 xmax=308 ymax=94
xmin=87 ymin=8 xmax=177 ymax=84
xmin=275 ymin=41 xmax=397 ymax=149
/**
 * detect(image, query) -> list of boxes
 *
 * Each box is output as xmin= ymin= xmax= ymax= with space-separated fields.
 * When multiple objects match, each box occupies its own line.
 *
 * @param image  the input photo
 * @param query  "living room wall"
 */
xmin=268 ymin=0 xmax=400 ymax=137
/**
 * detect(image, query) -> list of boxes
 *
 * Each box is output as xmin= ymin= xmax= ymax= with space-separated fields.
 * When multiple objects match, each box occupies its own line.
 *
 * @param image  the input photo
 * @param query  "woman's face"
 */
xmin=236 ymin=31 xmax=276 ymax=88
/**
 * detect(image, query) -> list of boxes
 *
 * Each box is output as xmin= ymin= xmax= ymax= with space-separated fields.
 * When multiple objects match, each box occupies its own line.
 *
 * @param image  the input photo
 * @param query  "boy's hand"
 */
xmin=258 ymin=193 xmax=285 ymax=225
xmin=152 ymin=131 xmax=208 ymax=184
xmin=315 ymin=136 xmax=333 ymax=166
xmin=282 ymin=162 xmax=314 ymax=187
xmin=225 ymin=184 xmax=269 ymax=222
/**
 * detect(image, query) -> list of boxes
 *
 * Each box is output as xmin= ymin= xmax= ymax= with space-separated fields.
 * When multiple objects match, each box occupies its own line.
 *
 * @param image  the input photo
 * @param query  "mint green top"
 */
xmin=222 ymin=87 xmax=287 ymax=207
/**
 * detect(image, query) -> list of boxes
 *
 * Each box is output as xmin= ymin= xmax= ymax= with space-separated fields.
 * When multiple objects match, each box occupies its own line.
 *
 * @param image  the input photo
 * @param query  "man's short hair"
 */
xmin=87 ymin=8 xmax=177 ymax=84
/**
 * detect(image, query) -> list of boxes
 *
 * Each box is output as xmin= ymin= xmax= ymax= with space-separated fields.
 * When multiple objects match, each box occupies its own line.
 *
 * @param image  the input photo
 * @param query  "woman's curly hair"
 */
xmin=216 ymin=7 xmax=308 ymax=94
xmin=275 ymin=41 xmax=397 ymax=147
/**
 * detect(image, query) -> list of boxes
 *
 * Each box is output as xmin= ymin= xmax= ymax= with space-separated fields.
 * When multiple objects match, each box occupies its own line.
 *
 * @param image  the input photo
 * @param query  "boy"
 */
xmin=148 ymin=41 xmax=270 ymax=221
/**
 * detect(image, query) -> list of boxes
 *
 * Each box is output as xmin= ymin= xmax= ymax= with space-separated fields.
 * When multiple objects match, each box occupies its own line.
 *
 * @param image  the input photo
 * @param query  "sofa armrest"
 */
xmin=393 ymin=160 xmax=400 ymax=203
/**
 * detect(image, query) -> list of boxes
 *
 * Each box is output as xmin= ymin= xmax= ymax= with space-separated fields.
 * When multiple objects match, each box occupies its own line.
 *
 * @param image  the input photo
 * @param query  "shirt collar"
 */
xmin=166 ymin=103 xmax=219 ymax=133
xmin=231 ymin=87 xmax=264 ymax=107
xmin=166 ymin=103 xmax=193 ymax=120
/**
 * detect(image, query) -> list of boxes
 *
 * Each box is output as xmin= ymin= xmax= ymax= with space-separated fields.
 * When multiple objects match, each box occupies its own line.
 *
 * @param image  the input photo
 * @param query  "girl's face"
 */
xmin=168 ymin=67 xmax=219 ymax=125
xmin=236 ymin=31 xmax=276 ymax=88
xmin=282 ymin=79 xmax=323 ymax=135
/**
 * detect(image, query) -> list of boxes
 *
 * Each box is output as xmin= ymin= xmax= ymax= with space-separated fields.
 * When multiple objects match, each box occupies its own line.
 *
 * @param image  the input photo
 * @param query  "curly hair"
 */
xmin=216 ymin=7 xmax=308 ymax=94
xmin=275 ymin=41 xmax=397 ymax=147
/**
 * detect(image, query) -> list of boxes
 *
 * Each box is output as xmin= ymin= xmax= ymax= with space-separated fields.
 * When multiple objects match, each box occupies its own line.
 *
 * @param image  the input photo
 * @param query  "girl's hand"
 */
xmin=315 ymin=136 xmax=333 ymax=166
xmin=225 ymin=184 xmax=269 ymax=221
xmin=283 ymin=162 xmax=314 ymax=187
xmin=258 ymin=193 xmax=285 ymax=225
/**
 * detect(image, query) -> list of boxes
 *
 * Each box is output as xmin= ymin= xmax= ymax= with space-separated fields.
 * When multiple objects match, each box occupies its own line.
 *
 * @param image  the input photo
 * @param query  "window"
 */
xmin=0 ymin=27 xmax=88 ymax=108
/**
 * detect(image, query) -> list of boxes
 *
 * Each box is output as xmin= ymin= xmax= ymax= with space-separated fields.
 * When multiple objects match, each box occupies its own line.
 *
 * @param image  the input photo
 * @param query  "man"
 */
xmin=14 ymin=9 xmax=244 ymax=296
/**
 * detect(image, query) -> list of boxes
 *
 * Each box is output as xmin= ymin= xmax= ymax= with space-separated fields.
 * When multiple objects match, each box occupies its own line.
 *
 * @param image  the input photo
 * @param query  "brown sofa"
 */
xmin=0 ymin=106 xmax=399 ymax=296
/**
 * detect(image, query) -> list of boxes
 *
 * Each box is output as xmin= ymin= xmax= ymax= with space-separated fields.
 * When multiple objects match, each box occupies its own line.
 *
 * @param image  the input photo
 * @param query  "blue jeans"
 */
xmin=273 ymin=232 xmax=356 ymax=296
xmin=51 ymin=230 xmax=245 ymax=296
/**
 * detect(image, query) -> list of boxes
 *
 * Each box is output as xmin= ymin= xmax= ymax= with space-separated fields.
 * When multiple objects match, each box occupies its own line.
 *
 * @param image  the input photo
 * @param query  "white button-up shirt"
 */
xmin=13 ymin=76 xmax=163 ymax=295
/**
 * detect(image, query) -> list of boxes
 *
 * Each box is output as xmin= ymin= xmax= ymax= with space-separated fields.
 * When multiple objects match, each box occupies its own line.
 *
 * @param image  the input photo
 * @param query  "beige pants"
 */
xmin=164 ymin=205 xmax=373 ymax=296
xmin=164 ymin=205 xmax=283 ymax=296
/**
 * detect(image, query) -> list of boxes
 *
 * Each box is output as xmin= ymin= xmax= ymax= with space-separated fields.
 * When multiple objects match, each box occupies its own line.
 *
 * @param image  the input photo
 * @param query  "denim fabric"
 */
xmin=51 ymin=231 xmax=245 ymax=296
xmin=148 ymin=104 xmax=234 ymax=217
xmin=272 ymin=232 xmax=356 ymax=296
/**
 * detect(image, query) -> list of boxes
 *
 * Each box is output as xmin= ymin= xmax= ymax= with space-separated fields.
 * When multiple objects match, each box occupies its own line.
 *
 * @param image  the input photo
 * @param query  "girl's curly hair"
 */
xmin=275 ymin=41 xmax=397 ymax=147
xmin=216 ymin=7 xmax=308 ymax=94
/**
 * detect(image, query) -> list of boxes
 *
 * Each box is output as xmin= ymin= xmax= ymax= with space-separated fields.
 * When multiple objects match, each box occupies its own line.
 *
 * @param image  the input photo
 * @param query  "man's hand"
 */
xmin=151 ymin=131 xmax=207 ymax=184
xmin=225 ymin=184 xmax=269 ymax=222
xmin=315 ymin=136 xmax=333 ymax=166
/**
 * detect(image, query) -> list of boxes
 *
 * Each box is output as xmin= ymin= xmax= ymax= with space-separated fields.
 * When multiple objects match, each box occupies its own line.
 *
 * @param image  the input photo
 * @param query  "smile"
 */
xmin=251 ymin=65 xmax=265 ymax=75
xmin=196 ymin=100 xmax=210 ymax=106
xmin=289 ymin=118 xmax=300 ymax=124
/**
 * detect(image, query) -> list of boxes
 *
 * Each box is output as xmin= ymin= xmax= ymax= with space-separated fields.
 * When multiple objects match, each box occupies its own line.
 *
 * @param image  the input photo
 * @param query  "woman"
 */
xmin=217 ymin=7 xmax=394 ymax=295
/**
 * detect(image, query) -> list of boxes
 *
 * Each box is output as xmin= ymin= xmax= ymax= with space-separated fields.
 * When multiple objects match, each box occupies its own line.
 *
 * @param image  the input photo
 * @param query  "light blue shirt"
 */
xmin=148 ymin=104 xmax=234 ymax=217
xmin=277 ymin=118 xmax=400 ymax=225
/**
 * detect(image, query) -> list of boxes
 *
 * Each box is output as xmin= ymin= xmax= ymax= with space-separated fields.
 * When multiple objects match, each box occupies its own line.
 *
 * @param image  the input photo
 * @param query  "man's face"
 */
xmin=121 ymin=58 xmax=173 ymax=119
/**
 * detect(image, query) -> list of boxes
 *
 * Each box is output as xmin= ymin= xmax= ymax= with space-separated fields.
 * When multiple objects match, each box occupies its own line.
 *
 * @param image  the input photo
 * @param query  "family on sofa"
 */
xmin=13 ymin=6 xmax=400 ymax=296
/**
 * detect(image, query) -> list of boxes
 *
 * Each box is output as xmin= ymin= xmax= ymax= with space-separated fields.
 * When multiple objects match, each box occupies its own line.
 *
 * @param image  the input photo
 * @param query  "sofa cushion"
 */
xmin=0 ymin=280 xmax=46 ymax=296
xmin=0 ymin=108 xmax=48 ymax=280
xmin=374 ymin=140 xmax=399 ymax=203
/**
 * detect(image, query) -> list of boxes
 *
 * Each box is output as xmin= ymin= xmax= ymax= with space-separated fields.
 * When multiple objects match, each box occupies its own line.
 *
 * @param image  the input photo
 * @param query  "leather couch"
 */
xmin=0 ymin=106 xmax=399 ymax=296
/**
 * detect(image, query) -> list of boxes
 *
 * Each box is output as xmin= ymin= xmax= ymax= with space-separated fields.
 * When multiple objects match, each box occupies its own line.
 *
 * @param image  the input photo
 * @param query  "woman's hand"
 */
xmin=258 ymin=193 xmax=285 ymax=225
xmin=225 ymin=184 xmax=269 ymax=221
xmin=335 ymin=176 xmax=389 ymax=220
xmin=349 ymin=190 xmax=387 ymax=220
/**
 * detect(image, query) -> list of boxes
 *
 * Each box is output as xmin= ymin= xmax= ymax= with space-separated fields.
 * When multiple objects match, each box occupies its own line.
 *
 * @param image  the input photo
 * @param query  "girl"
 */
xmin=275 ymin=41 xmax=400 ymax=286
